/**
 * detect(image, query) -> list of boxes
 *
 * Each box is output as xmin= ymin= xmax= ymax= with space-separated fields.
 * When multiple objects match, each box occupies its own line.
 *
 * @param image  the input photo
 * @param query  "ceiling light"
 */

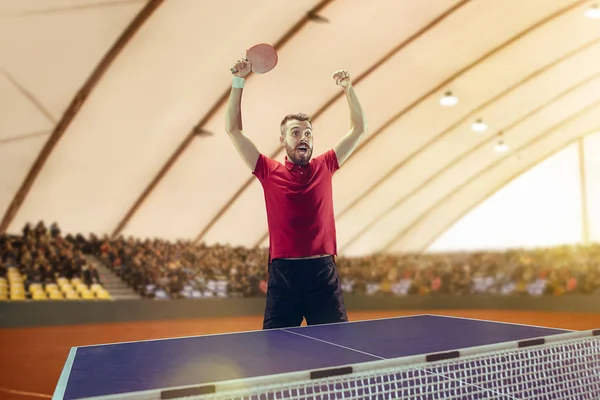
xmin=471 ymin=119 xmax=488 ymax=132
xmin=494 ymin=140 xmax=509 ymax=153
xmin=494 ymin=131 xmax=508 ymax=153
xmin=585 ymin=4 xmax=600 ymax=19
xmin=440 ymin=91 xmax=458 ymax=106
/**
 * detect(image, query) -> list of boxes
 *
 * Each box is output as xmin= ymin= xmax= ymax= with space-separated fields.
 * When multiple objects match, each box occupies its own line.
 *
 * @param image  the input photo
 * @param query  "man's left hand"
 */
xmin=333 ymin=70 xmax=351 ymax=89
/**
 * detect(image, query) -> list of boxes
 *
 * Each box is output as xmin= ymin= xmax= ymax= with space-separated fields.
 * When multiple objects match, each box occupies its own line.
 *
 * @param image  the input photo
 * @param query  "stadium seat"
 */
xmin=74 ymin=282 xmax=88 ymax=293
xmin=59 ymin=282 xmax=74 ymax=293
xmin=49 ymin=291 xmax=64 ymax=300
xmin=65 ymin=291 xmax=79 ymax=300
xmin=96 ymin=289 xmax=112 ymax=300
xmin=10 ymin=292 xmax=26 ymax=300
xmin=29 ymin=283 xmax=43 ymax=292
xmin=81 ymin=291 xmax=95 ymax=300
xmin=63 ymin=287 xmax=78 ymax=298
xmin=32 ymin=291 xmax=47 ymax=300
xmin=90 ymin=283 xmax=103 ymax=294
xmin=45 ymin=283 xmax=58 ymax=293
xmin=7 ymin=268 xmax=21 ymax=280
xmin=10 ymin=284 xmax=25 ymax=296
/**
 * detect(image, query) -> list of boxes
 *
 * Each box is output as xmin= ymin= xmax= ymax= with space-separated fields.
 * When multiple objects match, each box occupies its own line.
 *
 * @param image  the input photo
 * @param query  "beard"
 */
xmin=286 ymin=144 xmax=312 ymax=166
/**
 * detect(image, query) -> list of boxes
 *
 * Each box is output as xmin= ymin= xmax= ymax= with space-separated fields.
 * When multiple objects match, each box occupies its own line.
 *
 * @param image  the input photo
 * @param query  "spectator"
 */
xmin=2 ymin=222 xmax=600 ymax=300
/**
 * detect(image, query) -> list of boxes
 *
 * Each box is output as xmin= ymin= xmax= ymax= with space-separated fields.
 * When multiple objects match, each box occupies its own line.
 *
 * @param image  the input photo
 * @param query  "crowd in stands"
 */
xmin=0 ymin=221 xmax=108 ymax=301
xmin=86 ymin=228 xmax=600 ymax=300
xmin=2 ymin=222 xmax=600 ymax=300
xmin=85 ymin=235 xmax=267 ymax=299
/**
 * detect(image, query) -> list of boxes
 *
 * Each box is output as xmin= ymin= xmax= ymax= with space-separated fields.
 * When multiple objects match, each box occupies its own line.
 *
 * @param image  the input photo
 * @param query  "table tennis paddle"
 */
xmin=231 ymin=43 xmax=278 ymax=75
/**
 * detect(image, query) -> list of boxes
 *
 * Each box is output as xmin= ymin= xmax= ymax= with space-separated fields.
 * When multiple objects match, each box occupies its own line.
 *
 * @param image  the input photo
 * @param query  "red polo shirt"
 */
xmin=253 ymin=149 xmax=340 ymax=262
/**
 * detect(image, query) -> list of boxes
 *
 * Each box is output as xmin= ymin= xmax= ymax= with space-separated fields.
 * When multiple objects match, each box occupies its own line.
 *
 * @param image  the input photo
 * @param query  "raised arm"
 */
xmin=332 ymin=70 xmax=367 ymax=167
xmin=225 ymin=58 xmax=260 ymax=171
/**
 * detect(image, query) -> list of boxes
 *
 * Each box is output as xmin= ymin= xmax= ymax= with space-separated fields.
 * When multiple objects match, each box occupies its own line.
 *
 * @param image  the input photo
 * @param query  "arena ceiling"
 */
xmin=1 ymin=0 xmax=600 ymax=257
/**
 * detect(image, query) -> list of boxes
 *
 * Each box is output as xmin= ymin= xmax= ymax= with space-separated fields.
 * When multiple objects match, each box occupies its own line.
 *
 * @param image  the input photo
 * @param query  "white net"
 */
xmin=192 ymin=334 xmax=600 ymax=400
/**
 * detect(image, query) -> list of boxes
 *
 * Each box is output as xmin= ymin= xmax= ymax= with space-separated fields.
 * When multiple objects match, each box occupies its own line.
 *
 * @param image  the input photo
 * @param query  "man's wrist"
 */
xmin=232 ymin=76 xmax=245 ymax=89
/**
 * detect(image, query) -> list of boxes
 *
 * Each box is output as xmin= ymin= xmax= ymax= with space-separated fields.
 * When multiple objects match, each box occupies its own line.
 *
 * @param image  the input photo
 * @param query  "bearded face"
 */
xmin=280 ymin=119 xmax=313 ymax=166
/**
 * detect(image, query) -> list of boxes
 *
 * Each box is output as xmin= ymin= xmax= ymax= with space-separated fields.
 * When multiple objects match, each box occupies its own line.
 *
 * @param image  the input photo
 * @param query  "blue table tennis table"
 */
xmin=53 ymin=314 xmax=600 ymax=399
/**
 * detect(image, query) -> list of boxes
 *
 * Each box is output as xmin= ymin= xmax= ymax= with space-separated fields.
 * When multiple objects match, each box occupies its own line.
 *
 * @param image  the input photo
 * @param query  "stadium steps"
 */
xmin=84 ymin=255 xmax=142 ymax=300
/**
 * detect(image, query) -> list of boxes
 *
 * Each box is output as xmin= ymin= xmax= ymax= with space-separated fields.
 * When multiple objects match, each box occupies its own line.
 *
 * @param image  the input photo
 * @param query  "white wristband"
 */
xmin=232 ymin=76 xmax=245 ymax=89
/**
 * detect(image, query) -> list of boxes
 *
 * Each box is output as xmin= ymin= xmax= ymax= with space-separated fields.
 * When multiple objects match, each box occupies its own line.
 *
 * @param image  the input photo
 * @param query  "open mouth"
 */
xmin=297 ymin=144 xmax=308 ymax=155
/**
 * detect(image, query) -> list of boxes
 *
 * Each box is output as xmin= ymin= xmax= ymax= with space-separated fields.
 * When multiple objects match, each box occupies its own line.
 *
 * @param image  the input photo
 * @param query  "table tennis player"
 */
xmin=225 ymin=56 xmax=367 ymax=330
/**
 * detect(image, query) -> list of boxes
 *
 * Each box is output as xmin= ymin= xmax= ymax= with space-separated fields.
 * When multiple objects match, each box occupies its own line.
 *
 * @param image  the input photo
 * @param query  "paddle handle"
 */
xmin=230 ymin=57 xmax=249 ymax=74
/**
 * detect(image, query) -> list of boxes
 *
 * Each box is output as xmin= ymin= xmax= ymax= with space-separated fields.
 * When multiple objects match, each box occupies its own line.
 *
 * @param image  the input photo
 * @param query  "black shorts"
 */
xmin=262 ymin=255 xmax=348 ymax=330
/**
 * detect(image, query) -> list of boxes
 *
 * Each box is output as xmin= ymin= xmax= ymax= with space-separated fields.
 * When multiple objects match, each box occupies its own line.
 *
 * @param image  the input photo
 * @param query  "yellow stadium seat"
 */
xmin=10 ymin=293 xmax=26 ymax=301
xmin=49 ymin=291 xmax=64 ymax=300
xmin=80 ymin=291 xmax=95 ymax=300
xmin=62 ymin=285 xmax=75 ymax=293
xmin=71 ymin=278 xmax=82 ymax=286
xmin=96 ymin=290 xmax=112 ymax=300
xmin=65 ymin=292 xmax=79 ymax=300
xmin=8 ymin=270 xmax=21 ymax=279
xmin=76 ymin=284 xmax=89 ymax=294
xmin=45 ymin=283 xmax=58 ymax=293
xmin=11 ymin=287 xmax=25 ymax=295
xmin=32 ymin=291 xmax=47 ymax=300
xmin=60 ymin=283 xmax=73 ymax=292
xmin=29 ymin=283 xmax=43 ymax=291
xmin=90 ymin=283 xmax=103 ymax=293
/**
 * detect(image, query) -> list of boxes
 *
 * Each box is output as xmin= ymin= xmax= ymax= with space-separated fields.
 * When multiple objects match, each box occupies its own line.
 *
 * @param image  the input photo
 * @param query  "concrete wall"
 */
xmin=1 ymin=294 xmax=599 ymax=328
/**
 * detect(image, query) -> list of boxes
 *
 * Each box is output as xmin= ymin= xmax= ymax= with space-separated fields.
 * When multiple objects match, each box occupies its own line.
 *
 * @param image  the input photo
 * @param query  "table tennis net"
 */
xmin=190 ymin=330 xmax=600 ymax=400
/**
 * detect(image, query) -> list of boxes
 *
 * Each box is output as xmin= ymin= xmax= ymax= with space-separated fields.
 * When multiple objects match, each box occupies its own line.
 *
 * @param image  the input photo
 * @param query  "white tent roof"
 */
xmin=2 ymin=0 xmax=599 ymax=257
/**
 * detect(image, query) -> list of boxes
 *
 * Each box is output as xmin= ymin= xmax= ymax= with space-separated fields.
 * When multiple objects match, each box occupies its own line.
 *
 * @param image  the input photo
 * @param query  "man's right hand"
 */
xmin=231 ymin=58 xmax=252 ymax=78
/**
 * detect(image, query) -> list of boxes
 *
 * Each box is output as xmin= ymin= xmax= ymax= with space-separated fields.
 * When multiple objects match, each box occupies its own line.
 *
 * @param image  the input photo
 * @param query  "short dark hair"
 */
xmin=280 ymin=113 xmax=311 ymax=135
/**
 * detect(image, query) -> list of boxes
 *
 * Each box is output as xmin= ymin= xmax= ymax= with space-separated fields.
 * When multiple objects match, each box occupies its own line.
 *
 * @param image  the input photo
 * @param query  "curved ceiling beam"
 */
xmin=417 ymin=127 xmax=600 ymax=253
xmin=381 ymin=98 xmax=600 ymax=253
xmin=111 ymin=0 xmax=337 ymax=238
xmin=252 ymin=0 xmax=590 ymax=248
xmin=335 ymin=36 xmax=600 ymax=222
xmin=194 ymin=0 xmax=473 ymax=245
xmin=339 ymin=69 xmax=600 ymax=252
xmin=0 ymin=0 xmax=165 ymax=234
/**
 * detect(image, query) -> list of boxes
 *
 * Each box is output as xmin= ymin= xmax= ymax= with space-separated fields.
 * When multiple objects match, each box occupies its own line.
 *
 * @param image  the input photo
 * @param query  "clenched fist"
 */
xmin=231 ymin=58 xmax=252 ymax=78
xmin=333 ymin=70 xmax=351 ymax=88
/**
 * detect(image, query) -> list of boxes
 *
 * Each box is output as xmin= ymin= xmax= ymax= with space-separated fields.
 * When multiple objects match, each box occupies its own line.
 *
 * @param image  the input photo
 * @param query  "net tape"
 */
xmin=193 ymin=332 xmax=600 ymax=400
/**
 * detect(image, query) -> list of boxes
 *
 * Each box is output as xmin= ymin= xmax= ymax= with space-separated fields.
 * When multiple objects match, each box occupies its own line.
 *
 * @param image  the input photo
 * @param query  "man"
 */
xmin=225 ymin=57 xmax=367 ymax=329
